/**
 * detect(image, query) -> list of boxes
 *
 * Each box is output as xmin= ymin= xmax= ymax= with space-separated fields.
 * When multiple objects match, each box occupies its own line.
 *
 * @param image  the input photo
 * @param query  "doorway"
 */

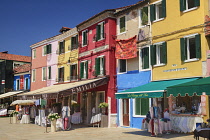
xmin=122 ymin=99 xmax=129 ymax=126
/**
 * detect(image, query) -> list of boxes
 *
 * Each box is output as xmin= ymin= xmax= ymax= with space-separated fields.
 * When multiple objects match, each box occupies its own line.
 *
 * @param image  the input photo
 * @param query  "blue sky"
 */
xmin=0 ymin=0 xmax=141 ymax=56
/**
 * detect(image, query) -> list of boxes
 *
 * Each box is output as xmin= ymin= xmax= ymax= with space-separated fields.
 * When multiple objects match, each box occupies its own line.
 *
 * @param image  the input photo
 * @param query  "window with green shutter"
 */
xmin=48 ymin=66 xmax=51 ymax=80
xmin=150 ymin=0 xmax=166 ymax=22
xmin=82 ymin=30 xmax=88 ymax=46
xmin=59 ymin=41 xmax=65 ymax=54
xmin=180 ymin=34 xmax=201 ymax=62
xmin=46 ymin=44 xmax=52 ymax=54
xmin=80 ymin=62 xmax=84 ymax=79
xmin=140 ymin=7 xmax=149 ymax=26
xmin=134 ymin=98 xmax=149 ymax=116
xmin=142 ymin=47 xmax=149 ymax=69
xmin=71 ymin=35 xmax=78 ymax=50
xmin=95 ymin=56 xmax=105 ymax=76
xmin=119 ymin=16 xmax=126 ymax=33
xmin=96 ymin=22 xmax=105 ymax=41
xmin=80 ymin=61 xmax=88 ymax=79
xmin=180 ymin=0 xmax=200 ymax=12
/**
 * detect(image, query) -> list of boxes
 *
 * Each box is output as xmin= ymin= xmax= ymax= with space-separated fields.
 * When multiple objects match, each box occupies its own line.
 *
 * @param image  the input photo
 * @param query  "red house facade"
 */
xmin=76 ymin=10 xmax=117 ymax=126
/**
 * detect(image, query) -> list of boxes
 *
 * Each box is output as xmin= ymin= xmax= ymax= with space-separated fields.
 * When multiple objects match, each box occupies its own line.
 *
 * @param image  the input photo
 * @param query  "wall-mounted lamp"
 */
xmin=67 ymin=57 xmax=78 ymax=65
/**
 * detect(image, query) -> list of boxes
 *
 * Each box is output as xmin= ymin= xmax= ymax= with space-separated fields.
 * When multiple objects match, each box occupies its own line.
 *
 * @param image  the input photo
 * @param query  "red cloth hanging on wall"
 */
xmin=115 ymin=35 xmax=137 ymax=59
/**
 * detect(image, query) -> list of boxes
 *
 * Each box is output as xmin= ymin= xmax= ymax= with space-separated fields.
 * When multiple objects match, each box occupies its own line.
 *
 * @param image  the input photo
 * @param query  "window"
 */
xmin=80 ymin=61 xmax=88 ymax=79
xmin=25 ymin=78 xmax=29 ymax=90
xmin=48 ymin=66 xmax=51 ymax=80
xmin=43 ymin=44 xmax=52 ymax=55
xmin=180 ymin=0 xmax=200 ymax=12
xmin=134 ymin=98 xmax=149 ymax=116
xmin=70 ymin=64 xmax=77 ymax=80
xmin=59 ymin=41 xmax=65 ymax=54
xmin=82 ymin=30 xmax=88 ymax=47
xmin=150 ymin=0 xmax=166 ymax=22
xmin=119 ymin=16 xmax=126 ymax=33
xmin=118 ymin=59 xmax=127 ymax=73
xmin=32 ymin=69 xmax=36 ymax=82
xmin=32 ymin=49 xmax=36 ymax=59
xmin=141 ymin=47 xmax=150 ymax=69
xmin=150 ymin=42 xmax=167 ymax=66
xmin=180 ymin=34 xmax=201 ymax=62
xmin=95 ymin=56 xmax=105 ymax=76
xmin=58 ymin=67 xmax=64 ymax=82
xmin=140 ymin=6 xmax=149 ymax=26
xmin=42 ymin=67 xmax=47 ymax=81
xmin=71 ymin=35 xmax=78 ymax=50
xmin=98 ymin=92 xmax=105 ymax=104
xmin=96 ymin=22 xmax=105 ymax=41
xmin=16 ymin=79 xmax=20 ymax=90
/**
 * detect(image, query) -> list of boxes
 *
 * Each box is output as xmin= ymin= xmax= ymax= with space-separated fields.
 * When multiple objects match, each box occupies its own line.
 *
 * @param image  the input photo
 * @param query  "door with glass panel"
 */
xmin=123 ymin=99 xmax=129 ymax=126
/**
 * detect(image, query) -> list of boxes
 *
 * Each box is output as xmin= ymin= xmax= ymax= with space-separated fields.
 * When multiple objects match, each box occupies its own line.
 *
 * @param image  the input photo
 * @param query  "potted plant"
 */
xmin=98 ymin=102 xmax=108 ymax=114
xmin=48 ymin=113 xmax=60 ymax=132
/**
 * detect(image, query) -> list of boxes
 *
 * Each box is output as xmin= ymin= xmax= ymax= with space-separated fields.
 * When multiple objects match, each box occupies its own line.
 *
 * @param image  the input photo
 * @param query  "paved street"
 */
xmin=0 ymin=117 xmax=195 ymax=140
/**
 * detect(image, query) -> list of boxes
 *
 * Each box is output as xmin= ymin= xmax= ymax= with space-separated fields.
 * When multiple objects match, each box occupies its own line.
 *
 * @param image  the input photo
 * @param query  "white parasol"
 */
xmin=10 ymin=100 xmax=35 ymax=106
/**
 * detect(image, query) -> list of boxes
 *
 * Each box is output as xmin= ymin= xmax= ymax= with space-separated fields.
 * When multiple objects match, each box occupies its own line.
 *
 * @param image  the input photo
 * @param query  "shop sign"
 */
xmin=163 ymin=67 xmax=187 ymax=72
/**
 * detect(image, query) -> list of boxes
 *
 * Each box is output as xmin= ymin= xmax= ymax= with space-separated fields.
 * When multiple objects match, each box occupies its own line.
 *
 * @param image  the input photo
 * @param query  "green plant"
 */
xmin=11 ymin=110 xmax=19 ymax=115
xmin=48 ymin=113 xmax=60 ymax=121
xmin=98 ymin=102 xmax=108 ymax=108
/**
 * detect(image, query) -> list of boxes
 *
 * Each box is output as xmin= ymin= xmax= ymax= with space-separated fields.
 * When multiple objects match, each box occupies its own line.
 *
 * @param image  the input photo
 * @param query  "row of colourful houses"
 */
xmin=16 ymin=0 xmax=210 ymax=129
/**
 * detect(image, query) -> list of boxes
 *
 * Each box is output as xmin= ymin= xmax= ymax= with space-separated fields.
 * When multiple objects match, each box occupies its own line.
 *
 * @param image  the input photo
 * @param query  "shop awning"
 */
xmin=0 ymin=91 xmax=24 ymax=99
xmin=115 ymin=78 xmax=198 ymax=99
xmin=18 ymin=77 xmax=108 ymax=99
xmin=167 ymin=77 xmax=210 ymax=97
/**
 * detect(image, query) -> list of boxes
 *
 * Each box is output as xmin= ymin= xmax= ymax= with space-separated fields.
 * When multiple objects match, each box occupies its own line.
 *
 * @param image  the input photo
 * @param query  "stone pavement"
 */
xmin=0 ymin=117 xmax=196 ymax=140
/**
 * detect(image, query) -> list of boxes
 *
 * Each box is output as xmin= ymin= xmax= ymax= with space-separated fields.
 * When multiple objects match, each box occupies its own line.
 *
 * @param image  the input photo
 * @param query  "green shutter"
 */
xmin=63 ymin=40 xmax=65 ymax=53
xmin=102 ymin=22 xmax=105 ymax=38
xmin=120 ymin=16 xmax=125 ymax=33
xmin=150 ymin=45 xmax=156 ymax=66
xmin=102 ymin=56 xmax=105 ymax=75
xmin=80 ymin=62 xmax=84 ymax=79
xmin=194 ymin=0 xmax=200 ymax=7
xmin=85 ymin=61 xmax=88 ymax=78
xmin=195 ymin=34 xmax=201 ymax=59
xmin=162 ymin=0 xmax=166 ymax=18
xmin=142 ymin=47 xmax=149 ymax=69
xmin=95 ymin=57 xmax=100 ymax=76
xmin=44 ymin=46 xmax=47 ymax=55
xmin=96 ymin=25 xmax=100 ymax=41
xmin=162 ymin=42 xmax=167 ymax=64
xmin=150 ymin=4 xmax=155 ymax=22
xmin=180 ymin=0 xmax=186 ymax=11
xmin=135 ymin=98 xmax=140 ymax=115
xmin=48 ymin=44 xmax=52 ymax=54
xmin=180 ymin=38 xmax=187 ymax=61
xmin=59 ymin=42 xmax=62 ymax=54
xmin=141 ymin=98 xmax=149 ymax=115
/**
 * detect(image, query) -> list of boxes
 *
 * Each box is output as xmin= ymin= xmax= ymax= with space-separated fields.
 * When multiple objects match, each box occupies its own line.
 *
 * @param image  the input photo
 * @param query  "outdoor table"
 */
xmin=194 ymin=128 xmax=210 ymax=140
xmin=20 ymin=114 xmax=30 ymax=124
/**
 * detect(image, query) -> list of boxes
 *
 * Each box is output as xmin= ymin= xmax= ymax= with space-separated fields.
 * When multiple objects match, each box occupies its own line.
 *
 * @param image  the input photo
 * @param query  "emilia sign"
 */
xmin=116 ymin=92 xmax=163 ymax=99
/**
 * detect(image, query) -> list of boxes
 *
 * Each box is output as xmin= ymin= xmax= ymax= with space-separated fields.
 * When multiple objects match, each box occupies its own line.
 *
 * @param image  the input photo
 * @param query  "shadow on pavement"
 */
xmin=123 ymin=131 xmax=194 ymax=139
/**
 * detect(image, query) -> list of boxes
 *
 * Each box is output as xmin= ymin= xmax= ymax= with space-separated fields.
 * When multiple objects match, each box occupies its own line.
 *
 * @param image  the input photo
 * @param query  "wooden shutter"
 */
xmin=102 ymin=22 xmax=105 ymax=38
xmin=150 ymin=4 xmax=155 ymax=22
xmin=63 ymin=40 xmax=65 ymax=53
xmin=95 ymin=57 xmax=100 ymax=76
xmin=76 ymin=35 xmax=78 ymax=48
xmin=180 ymin=0 xmax=186 ymax=11
xmin=80 ymin=62 xmax=84 ymax=79
xmin=85 ymin=61 xmax=88 ymax=78
xmin=49 ymin=44 xmax=52 ymax=54
xmin=141 ymin=98 xmax=149 ymax=115
xmin=142 ymin=47 xmax=149 ymax=69
xmin=96 ymin=25 xmax=100 ymax=41
xmin=162 ymin=42 xmax=167 ymax=64
xmin=194 ymin=0 xmax=200 ymax=7
xmin=59 ymin=42 xmax=62 ymax=54
xmin=150 ymin=45 xmax=156 ymax=66
xmin=135 ymin=98 xmax=140 ymax=115
xmin=102 ymin=56 xmax=105 ymax=75
xmin=180 ymin=38 xmax=187 ymax=61
xmin=162 ymin=0 xmax=166 ymax=18
xmin=195 ymin=34 xmax=201 ymax=59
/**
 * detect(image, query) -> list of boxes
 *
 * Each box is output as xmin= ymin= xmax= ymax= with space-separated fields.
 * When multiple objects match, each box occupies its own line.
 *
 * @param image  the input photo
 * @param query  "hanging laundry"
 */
xmin=115 ymin=35 xmax=137 ymax=59
xmin=138 ymin=29 xmax=146 ymax=41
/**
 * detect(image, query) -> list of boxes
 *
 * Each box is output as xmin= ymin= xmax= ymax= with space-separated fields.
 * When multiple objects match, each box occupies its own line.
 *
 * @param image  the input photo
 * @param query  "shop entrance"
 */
xmin=122 ymin=99 xmax=129 ymax=126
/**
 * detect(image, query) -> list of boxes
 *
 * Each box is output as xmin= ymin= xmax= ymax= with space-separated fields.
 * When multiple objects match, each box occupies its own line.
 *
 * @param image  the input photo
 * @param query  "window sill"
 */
xmin=139 ymin=24 xmax=150 ymax=28
xmin=117 ymin=72 xmax=127 ymax=74
xmin=184 ymin=58 xmax=199 ymax=63
xmin=117 ymin=31 xmax=126 ymax=36
xmin=183 ymin=7 xmax=198 ymax=13
xmin=82 ymin=45 xmax=87 ymax=47
xmin=133 ymin=115 xmax=146 ymax=118
xmin=140 ymin=68 xmax=151 ymax=71
xmin=96 ymin=38 xmax=105 ymax=42
xmin=152 ymin=18 xmax=164 ymax=23
xmin=153 ymin=63 xmax=165 ymax=67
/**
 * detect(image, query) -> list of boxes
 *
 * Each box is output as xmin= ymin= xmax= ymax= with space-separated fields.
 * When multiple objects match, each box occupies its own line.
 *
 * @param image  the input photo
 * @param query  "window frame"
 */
xmin=139 ymin=6 xmax=149 ymax=27
xmin=71 ymin=35 xmax=79 ymax=50
xmin=16 ymin=79 xmax=20 ymax=90
xmin=24 ymin=77 xmax=29 ymax=90
xmin=42 ymin=67 xmax=47 ymax=81
xmin=32 ymin=49 xmax=36 ymax=59
xmin=59 ymin=40 xmax=65 ymax=54
xmin=96 ymin=21 xmax=105 ymax=41
xmin=140 ymin=46 xmax=150 ymax=71
xmin=48 ymin=66 xmax=51 ymax=80
xmin=80 ymin=60 xmax=88 ymax=79
xmin=58 ymin=67 xmax=65 ymax=82
xmin=32 ymin=69 xmax=36 ymax=82
xmin=180 ymin=0 xmax=200 ymax=13
xmin=118 ymin=59 xmax=127 ymax=73
xmin=118 ymin=15 xmax=126 ymax=34
xmin=82 ymin=30 xmax=88 ymax=47
xmin=95 ymin=55 xmax=105 ymax=76
xmin=133 ymin=98 xmax=151 ymax=117
xmin=150 ymin=0 xmax=166 ymax=22
xmin=70 ymin=63 xmax=78 ymax=81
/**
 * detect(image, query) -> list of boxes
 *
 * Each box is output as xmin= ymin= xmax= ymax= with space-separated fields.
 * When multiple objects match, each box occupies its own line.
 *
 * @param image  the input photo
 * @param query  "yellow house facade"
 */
xmin=57 ymin=27 xmax=79 ymax=83
xmin=150 ymin=0 xmax=209 ymax=81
